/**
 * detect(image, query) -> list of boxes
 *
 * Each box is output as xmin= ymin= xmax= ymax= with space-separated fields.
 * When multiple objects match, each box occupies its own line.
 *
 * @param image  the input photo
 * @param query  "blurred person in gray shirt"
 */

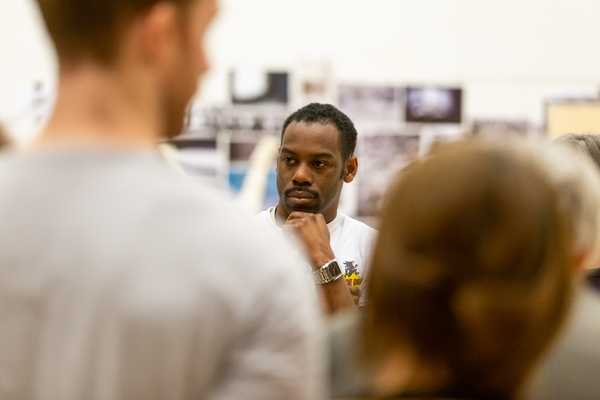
xmin=0 ymin=0 xmax=324 ymax=399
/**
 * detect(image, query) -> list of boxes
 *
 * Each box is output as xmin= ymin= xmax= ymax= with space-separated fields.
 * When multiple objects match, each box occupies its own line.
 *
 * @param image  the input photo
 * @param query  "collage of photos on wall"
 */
xmin=167 ymin=70 xmax=549 ymax=220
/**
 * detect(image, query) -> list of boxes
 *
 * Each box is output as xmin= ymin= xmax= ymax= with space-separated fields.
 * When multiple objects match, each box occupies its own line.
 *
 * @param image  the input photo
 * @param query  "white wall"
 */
xmin=2 ymin=0 xmax=600 ymax=143
xmin=0 ymin=0 xmax=56 ymax=146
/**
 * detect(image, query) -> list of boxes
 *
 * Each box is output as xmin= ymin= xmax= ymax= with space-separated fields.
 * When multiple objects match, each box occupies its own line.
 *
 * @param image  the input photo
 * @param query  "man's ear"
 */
xmin=275 ymin=147 xmax=281 ymax=173
xmin=344 ymin=156 xmax=358 ymax=183
xmin=137 ymin=2 xmax=181 ymax=65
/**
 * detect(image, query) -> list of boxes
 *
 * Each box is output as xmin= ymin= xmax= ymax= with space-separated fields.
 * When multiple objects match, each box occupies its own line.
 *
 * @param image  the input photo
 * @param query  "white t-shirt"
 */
xmin=253 ymin=207 xmax=378 ymax=306
xmin=0 ymin=149 xmax=323 ymax=400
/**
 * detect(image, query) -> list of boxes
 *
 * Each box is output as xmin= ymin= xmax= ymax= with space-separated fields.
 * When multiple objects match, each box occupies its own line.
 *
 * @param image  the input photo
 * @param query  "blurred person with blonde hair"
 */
xmin=330 ymin=139 xmax=576 ymax=399
xmin=0 ymin=0 xmax=323 ymax=399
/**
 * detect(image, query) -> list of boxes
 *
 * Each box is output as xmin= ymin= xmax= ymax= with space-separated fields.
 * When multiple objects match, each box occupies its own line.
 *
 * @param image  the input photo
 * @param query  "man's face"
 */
xmin=162 ymin=0 xmax=217 ymax=138
xmin=276 ymin=121 xmax=346 ymax=218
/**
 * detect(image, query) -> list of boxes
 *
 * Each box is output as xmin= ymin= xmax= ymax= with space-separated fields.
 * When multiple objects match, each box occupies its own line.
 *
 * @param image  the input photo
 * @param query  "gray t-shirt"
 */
xmin=0 ymin=148 xmax=323 ymax=400
xmin=525 ymin=286 xmax=600 ymax=400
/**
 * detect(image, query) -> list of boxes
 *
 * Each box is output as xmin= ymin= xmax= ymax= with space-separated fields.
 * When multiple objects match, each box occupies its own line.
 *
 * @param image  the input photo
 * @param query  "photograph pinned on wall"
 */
xmin=418 ymin=125 xmax=466 ymax=157
xmin=182 ymin=103 xmax=288 ymax=134
xmin=543 ymin=86 xmax=600 ymax=103
xmin=545 ymin=100 xmax=600 ymax=139
xmin=298 ymin=60 xmax=333 ymax=105
xmin=357 ymin=133 xmax=420 ymax=216
xmin=181 ymin=103 xmax=222 ymax=137
xmin=338 ymin=85 xmax=403 ymax=124
xmin=169 ymin=138 xmax=223 ymax=180
xmin=471 ymin=119 xmax=529 ymax=138
xmin=229 ymin=141 xmax=259 ymax=163
xmin=230 ymin=69 xmax=289 ymax=105
xmin=232 ymin=112 xmax=287 ymax=132
xmin=405 ymin=86 xmax=462 ymax=124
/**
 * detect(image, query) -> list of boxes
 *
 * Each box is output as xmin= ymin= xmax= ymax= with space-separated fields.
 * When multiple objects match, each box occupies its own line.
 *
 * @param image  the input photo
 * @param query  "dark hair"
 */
xmin=281 ymin=103 xmax=357 ymax=161
xmin=554 ymin=133 xmax=600 ymax=171
xmin=35 ymin=0 xmax=194 ymax=65
xmin=363 ymin=140 xmax=574 ymax=399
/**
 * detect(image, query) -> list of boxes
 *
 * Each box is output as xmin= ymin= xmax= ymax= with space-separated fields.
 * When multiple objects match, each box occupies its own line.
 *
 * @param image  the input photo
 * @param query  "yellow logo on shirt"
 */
xmin=343 ymin=261 xmax=362 ymax=288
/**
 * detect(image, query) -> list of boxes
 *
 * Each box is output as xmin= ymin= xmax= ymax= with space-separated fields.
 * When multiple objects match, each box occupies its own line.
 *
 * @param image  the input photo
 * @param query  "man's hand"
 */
xmin=349 ymin=285 xmax=361 ymax=306
xmin=282 ymin=211 xmax=335 ymax=269
xmin=282 ymin=211 xmax=357 ymax=314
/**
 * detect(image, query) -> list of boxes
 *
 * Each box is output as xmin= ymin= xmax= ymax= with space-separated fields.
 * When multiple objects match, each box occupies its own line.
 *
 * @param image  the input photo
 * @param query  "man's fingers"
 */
xmin=286 ymin=211 xmax=312 ymax=221
xmin=286 ymin=211 xmax=326 ymax=224
xmin=349 ymin=286 xmax=361 ymax=306
xmin=348 ymin=285 xmax=361 ymax=298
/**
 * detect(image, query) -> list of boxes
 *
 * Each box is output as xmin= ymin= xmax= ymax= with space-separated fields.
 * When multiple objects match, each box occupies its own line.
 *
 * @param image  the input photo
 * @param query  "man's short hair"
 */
xmin=281 ymin=103 xmax=358 ymax=161
xmin=35 ymin=0 xmax=193 ymax=65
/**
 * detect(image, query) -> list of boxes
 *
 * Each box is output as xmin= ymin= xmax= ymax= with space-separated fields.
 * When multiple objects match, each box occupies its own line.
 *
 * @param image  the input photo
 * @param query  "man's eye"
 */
xmin=314 ymin=161 xmax=327 ymax=167
xmin=283 ymin=157 xmax=295 ymax=164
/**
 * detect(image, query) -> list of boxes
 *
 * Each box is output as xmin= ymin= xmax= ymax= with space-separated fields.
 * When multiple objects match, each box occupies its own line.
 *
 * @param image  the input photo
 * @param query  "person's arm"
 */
xmin=208 ymin=247 xmax=326 ymax=400
xmin=282 ymin=211 xmax=358 ymax=315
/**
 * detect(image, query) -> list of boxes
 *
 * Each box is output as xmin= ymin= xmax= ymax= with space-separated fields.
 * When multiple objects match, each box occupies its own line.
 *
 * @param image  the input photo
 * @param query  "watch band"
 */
xmin=312 ymin=259 xmax=343 ymax=285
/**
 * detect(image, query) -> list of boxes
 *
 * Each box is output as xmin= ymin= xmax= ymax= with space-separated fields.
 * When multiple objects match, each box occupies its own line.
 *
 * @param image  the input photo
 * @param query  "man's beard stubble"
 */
xmin=162 ymin=95 xmax=189 ymax=139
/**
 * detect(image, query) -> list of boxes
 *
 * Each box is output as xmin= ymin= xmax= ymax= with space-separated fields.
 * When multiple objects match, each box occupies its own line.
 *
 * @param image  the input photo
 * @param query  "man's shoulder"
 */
xmin=251 ymin=207 xmax=279 ymax=231
xmin=252 ymin=208 xmax=274 ymax=222
xmin=0 ymin=150 xmax=294 ymax=283
xmin=338 ymin=213 xmax=378 ymax=238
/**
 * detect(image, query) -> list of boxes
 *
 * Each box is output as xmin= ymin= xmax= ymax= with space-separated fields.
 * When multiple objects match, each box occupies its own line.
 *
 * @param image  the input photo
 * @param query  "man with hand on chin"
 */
xmin=254 ymin=103 xmax=378 ymax=314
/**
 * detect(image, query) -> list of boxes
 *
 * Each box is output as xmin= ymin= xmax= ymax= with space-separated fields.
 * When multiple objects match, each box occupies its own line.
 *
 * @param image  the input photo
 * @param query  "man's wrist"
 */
xmin=310 ymin=251 xmax=336 ymax=271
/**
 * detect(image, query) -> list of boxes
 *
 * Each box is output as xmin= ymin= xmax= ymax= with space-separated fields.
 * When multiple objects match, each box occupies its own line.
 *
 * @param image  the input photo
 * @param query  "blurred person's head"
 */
xmin=276 ymin=103 xmax=358 ymax=223
xmin=546 ymin=135 xmax=600 ymax=271
xmin=35 ymin=0 xmax=216 ymax=138
xmin=362 ymin=139 xmax=575 ymax=400
xmin=554 ymin=133 xmax=600 ymax=171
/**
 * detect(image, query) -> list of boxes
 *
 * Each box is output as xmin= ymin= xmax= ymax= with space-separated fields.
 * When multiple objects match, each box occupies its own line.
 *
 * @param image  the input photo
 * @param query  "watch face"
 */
xmin=328 ymin=261 xmax=341 ymax=276
xmin=313 ymin=260 xmax=343 ymax=284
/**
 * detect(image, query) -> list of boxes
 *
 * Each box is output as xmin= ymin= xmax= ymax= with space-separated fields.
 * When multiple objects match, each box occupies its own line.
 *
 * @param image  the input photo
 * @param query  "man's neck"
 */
xmin=274 ymin=205 xmax=287 ymax=227
xmin=33 ymin=63 xmax=162 ymax=151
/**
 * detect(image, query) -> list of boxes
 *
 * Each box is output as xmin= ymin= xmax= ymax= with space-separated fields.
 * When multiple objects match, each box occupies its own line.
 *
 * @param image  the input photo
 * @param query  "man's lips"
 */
xmin=287 ymin=191 xmax=315 ymax=199
xmin=285 ymin=188 xmax=318 ymax=205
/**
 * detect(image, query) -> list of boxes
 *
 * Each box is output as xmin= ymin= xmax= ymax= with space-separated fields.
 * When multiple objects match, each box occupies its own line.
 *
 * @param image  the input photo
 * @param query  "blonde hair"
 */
xmin=363 ymin=139 xmax=575 ymax=399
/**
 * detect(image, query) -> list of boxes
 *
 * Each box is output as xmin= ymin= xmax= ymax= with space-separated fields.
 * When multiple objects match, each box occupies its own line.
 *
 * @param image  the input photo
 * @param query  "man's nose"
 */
xmin=292 ymin=163 xmax=312 ymax=186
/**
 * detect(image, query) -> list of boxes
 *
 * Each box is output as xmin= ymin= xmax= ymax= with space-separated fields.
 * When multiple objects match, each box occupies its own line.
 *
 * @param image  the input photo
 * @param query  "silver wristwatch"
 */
xmin=312 ymin=259 xmax=343 ymax=285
